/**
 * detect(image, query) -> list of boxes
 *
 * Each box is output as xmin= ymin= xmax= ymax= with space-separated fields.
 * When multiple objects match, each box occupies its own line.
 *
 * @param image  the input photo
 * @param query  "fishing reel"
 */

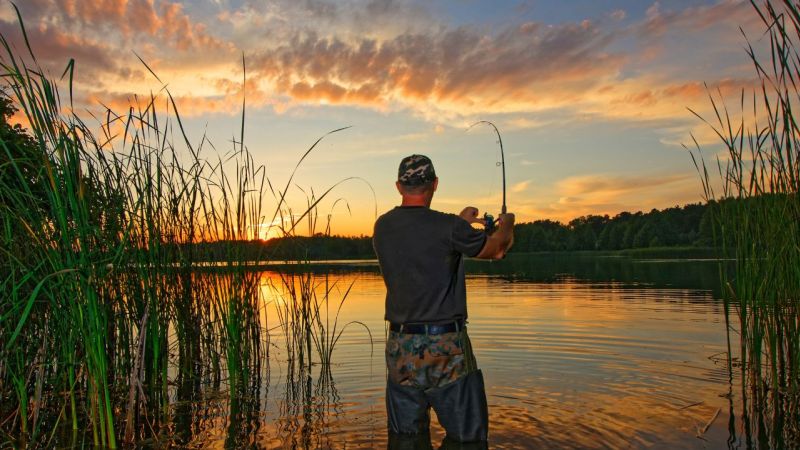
xmin=483 ymin=212 xmax=497 ymax=234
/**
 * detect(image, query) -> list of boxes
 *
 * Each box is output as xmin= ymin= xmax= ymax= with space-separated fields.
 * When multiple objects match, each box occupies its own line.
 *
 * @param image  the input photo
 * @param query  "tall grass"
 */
xmin=690 ymin=1 xmax=800 ymax=447
xmin=0 ymin=10 xmax=368 ymax=447
xmin=270 ymin=188 xmax=374 ymax=376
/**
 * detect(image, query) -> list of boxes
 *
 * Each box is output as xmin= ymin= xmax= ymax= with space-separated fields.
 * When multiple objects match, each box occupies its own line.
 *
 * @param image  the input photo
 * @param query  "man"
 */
xmin=372 ymin=154 xmax=515 ymax=447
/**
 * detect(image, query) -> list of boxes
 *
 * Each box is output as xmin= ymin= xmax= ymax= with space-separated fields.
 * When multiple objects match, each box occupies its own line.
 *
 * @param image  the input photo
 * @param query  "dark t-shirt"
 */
xmin=372 ymin=206 xmax=487 ymax=324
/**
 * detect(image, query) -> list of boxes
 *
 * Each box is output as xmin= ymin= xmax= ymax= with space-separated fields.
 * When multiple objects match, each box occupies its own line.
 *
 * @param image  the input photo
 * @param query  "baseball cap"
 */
xmin=397 ymin=154 xmax=436 ymax=186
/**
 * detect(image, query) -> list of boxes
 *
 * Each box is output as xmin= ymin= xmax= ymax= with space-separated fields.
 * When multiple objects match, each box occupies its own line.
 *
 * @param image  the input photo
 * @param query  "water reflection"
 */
xmin=275 ymin=367 xmax=342 ymax=449
xmin=387 ymin=432 xmax=488 ymax=450
xmin=248 ymin=257 xmax=737 ymax=449
xmin=467 ymin=253 xmax=724 ymax=296
xmin=43 ymin=255 xmax=796 ymax=448
xmin=224 ymin=391 xmax=263 ymax=449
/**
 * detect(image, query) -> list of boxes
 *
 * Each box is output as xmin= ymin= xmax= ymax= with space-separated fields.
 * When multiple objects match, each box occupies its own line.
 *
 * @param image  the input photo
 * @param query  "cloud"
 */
xmin=516 ymin=172 xmax=702 ymax=222
xmin=588 ymin=77 xmax=757 ymax=122
xmin=0 ymin=0 xmax=766 ymax=134
xmin=610 ymin=9 xmax=627 ymax=21
xmin=14 ymin=0 xmax=228 ymax=51
xmin=229 ymin=0 xmax=760 ymax=129
xmin=218 ymin=0 xmax=438 ymax=45
xmin=557 ymin=173 xmax=689 ymax=197
xmin=85 ymin=91 xmax=236 ymax=118
xmin=0 ymin=20 xmax=118 ymax=76
xmin=637 ymin=0 xmax=756 ymax=39
xmin=247 ymin=21 xmax=624 ymax=119
xmin=82 ymin=79 xmax=288 ymax=119
xmin=505 ymin=117 xmax=555 ymax=130
xmin=511 ymin=180 xmax=531 ymax=193
xmin=0 ymin=0 xmax=239 ymax=114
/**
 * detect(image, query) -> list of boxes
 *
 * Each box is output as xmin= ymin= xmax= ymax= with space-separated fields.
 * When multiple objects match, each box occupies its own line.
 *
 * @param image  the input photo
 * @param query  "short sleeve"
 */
xmin=451 ymin=216 xmax=487 ymax=257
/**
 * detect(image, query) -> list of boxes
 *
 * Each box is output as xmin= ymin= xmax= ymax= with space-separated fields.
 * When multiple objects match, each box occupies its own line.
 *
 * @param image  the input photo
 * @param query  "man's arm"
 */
xmin=457 ymin=207 xmax=515 ymax=260
xmin=475 ymin=213 xmax=515 ymax=260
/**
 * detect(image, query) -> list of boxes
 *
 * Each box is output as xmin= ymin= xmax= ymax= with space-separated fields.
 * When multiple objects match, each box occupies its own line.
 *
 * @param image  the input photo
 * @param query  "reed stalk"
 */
xmin=0 ymin=8 xmax=371 ymax=446
xmin=690 ymin=1 xmax=800 ymax=446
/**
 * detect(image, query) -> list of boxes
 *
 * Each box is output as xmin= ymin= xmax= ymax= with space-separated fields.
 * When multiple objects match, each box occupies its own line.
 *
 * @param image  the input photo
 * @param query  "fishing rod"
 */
xmin=467 ymin=120 xmax=506 ymax=233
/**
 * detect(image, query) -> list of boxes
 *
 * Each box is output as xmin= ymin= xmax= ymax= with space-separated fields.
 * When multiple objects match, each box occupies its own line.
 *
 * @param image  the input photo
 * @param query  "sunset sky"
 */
xmin=1 ymin=0 xmax=764 ymax=236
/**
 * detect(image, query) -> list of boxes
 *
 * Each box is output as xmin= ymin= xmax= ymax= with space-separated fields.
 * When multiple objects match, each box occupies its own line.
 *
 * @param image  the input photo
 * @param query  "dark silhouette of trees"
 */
xmin=510 ymin=203 xmax=714 ymax=253
xmin=0 ymin=88 xmax=45 ymax=210
xmin=194 ymin=202 xmax=719 ymax=261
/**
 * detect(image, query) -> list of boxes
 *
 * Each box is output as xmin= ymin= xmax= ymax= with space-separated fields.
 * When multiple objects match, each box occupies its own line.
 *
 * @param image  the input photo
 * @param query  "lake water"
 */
xmin=172 ymin=254 xmax=744 ymax=449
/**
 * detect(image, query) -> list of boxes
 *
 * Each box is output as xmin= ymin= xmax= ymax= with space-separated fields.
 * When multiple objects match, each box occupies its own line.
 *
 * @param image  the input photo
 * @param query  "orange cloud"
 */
xmin=15 ymin=0 xmax=227 ymax=51
xmin=511 ymin=180 xmax=532 ymax=193
xmin=0 ymin=0 xmax=766 ymax=134
xmin=0 ymin=20 xmax=118 ymax=75
xmin=466 ymin=172 xmax=703 ymax=226
xmin=230 ymin=1 xmax=760 ymax=128
xmin=159 ymin=2 xmax=226 ymax=51
xmin=520 ymin=172 xmax=701 ymax=223
xmin=557 ymin=173 xmax=690 ymax=197
xmin=547 ymin=74 xmax=760 ymax=153
xmin=248 ymin=21 xmax=625 ymax=117
xmin=83 ymin=86 xmax=286 ymax=119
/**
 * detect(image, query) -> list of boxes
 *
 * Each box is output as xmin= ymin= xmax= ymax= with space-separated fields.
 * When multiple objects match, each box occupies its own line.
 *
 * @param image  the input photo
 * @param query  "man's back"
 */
xmin=376 ymin=154 xmax=513 ymax=446
xmin=373 ymin=206 xmax=486 ymax=325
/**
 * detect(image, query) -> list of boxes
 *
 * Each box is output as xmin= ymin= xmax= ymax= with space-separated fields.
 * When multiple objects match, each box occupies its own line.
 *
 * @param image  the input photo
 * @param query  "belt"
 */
xmin=389 ymin=319 xmax=465 ymax=335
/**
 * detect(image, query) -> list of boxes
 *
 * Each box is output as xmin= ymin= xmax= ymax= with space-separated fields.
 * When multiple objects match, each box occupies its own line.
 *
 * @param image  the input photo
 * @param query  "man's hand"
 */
xmin=497 ymin=213 xmax=515 ymax=252
xmin=476 ymin=212 xmax=515 ymax=260
xmin=459 ymin=206 xmax=486 ymax=226
xmin=496 ymin=213 xmax=515 ymax=228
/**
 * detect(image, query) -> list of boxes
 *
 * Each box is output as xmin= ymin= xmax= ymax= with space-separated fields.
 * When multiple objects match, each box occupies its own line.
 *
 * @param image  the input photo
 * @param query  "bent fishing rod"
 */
xmin=467 ymin=120 xmax=506 ymax=233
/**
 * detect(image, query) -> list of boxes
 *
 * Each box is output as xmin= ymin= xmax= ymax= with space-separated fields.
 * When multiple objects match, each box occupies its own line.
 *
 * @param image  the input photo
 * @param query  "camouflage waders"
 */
xmin=385 ymin=327 xmax=489 ymax=443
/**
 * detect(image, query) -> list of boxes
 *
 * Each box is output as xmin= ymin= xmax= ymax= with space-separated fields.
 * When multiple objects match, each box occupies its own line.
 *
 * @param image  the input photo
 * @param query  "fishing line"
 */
xmin=467 ymin=120 xmax=507 ymax=232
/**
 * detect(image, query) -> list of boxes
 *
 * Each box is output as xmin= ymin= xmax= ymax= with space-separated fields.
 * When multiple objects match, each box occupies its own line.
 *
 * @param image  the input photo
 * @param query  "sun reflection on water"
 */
xmin=164 ymin=258 xmax=743 ymax=449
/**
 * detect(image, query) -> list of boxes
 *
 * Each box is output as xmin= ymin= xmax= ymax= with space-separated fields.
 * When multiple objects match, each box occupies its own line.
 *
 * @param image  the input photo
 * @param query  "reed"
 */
xmin=0 ymin=9 xmax=368 ymax=447
xmin=689 ymin=1 xmax=800 ymax=446
xmin=269 ymin=185 xmax=374 ymax=377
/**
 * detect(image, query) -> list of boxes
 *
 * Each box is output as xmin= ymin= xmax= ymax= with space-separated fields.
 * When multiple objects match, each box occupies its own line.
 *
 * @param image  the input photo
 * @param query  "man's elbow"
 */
xmin=486 ymin=250 xmax=507 ymax=260
xmin=474 ymin=242 xmax=508 ymax=260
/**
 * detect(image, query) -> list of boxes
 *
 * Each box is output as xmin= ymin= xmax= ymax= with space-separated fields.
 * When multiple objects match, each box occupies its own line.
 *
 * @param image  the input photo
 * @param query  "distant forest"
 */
xmin=192 ymin=202 xmax=716 ymax=261
xmin=512 ymin=202 xmax=712 ymax=252
xmin=194 ymin=235 xmax=375 ymax=261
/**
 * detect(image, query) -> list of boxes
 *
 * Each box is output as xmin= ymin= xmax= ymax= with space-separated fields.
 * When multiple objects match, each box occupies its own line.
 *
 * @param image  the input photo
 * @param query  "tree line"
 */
xmin=189 ymin=235 xmax=376 ymax=262
xmin=191 ymin=202 xmax=717 ymax=261
xmin=511 ymin=203 xmax=713 ymax=252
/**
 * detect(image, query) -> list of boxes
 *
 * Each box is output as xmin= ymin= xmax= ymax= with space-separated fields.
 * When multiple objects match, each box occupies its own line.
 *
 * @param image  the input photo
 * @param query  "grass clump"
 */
xmin=690 ymin=1 xmax=800 ymax=447
xmin=0 ymin=9 xmax=369 ymax=448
